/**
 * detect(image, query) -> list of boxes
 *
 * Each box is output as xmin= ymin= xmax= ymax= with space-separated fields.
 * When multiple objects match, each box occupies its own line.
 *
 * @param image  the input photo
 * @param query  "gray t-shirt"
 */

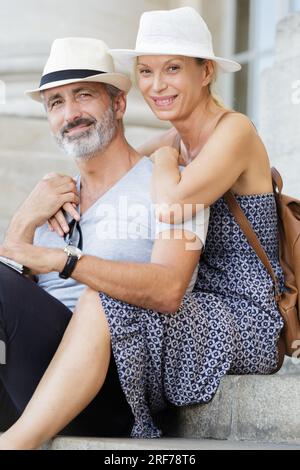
xmin=34 ymin=157 xmax=209 ymax=311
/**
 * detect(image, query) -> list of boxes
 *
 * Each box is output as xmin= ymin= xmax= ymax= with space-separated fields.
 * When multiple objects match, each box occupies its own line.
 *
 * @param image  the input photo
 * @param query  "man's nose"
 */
xmin=64 ymin=99 xmax=82 ymax=124
xmin=152 ymin=73 xmax=168 ymax=93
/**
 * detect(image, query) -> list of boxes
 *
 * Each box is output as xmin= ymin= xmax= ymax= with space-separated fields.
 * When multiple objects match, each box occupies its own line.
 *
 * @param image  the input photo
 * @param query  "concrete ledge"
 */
xmin=158 ymin=373 xmax=300 ymax=444
xmin=44 ymin=372 xmax=300 ymax=449
xmin=2 ymin=373 xmax=300 ymax=449
xmin=47 ymin=437 xmax=300 ymax=451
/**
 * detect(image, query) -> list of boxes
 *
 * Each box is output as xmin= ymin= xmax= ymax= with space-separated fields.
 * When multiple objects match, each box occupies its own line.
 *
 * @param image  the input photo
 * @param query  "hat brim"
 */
xmin=110 ymin=49 xmax=241 ymax=73
xmin=25 ymin=72 xmax=132 ymax=103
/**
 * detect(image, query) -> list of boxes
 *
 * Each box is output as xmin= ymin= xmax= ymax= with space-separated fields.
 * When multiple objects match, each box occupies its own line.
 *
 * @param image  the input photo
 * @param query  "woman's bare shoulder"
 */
xmin=137 ymin=127 xmax=177 ymax=156
xmin=216 ymin=112 xmax=258 ymax=137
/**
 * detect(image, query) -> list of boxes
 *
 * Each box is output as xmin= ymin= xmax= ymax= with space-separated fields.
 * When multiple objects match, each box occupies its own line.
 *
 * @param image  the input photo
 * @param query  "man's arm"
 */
xmin=137 ymin=127 xmax=177 ymax=157
xmin=4 ymin=173 xmax=79 ymax=245
xmin=0 ymin=230 xmax=201 ymax=313
xmin=71 ymin=230 xmax=201 ymax=312
xmin=4 ymin=213 xmax=37 ymax=245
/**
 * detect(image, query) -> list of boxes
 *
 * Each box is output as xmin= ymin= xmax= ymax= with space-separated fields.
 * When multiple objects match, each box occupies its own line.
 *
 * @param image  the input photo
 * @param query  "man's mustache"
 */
xmin=61 ymin=118 xmax=96 ymax=136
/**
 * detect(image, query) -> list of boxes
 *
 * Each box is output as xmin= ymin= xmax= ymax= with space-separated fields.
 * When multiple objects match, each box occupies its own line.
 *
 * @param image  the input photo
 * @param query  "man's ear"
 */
xmin=113 ymin=91 xmax=127 ymax=119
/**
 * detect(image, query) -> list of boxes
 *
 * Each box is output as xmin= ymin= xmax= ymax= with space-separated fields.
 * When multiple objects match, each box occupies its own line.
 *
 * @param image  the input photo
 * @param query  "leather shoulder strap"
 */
xmin=224 ymin=190 xmax=281 ymax=299
xmin=271 ymin=167 xmax=283 ymax=194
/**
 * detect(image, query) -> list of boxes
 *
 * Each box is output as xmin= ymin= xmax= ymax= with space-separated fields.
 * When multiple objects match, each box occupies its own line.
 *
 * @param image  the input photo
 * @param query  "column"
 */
xmin=260 ymin=12 xmax=300 ymax=198
xmin=0 ymin=0 xmax=169 ymax=122
xmin=168 ymin=0 xmax=203 ymax=12
xmin=0 ymin=0 xmax=170 ymax=239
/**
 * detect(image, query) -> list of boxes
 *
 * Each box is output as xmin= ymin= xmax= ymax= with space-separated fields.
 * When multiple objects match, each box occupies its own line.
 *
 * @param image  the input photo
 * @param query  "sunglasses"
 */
xmin=64 ymin=219 xmax=83 ymax=250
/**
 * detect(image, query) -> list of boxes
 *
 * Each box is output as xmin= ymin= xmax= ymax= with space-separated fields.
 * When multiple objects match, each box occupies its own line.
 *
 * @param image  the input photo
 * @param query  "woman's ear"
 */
xmin=202 ymin=60 xmax=215 ymax=87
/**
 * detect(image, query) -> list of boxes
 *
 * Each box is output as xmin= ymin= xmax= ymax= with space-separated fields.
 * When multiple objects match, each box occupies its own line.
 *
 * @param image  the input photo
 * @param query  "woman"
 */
xmin=109 ymin=5 xmax=284 ymax=429
xmin=0 ymin=7 xmax=284 ymax=448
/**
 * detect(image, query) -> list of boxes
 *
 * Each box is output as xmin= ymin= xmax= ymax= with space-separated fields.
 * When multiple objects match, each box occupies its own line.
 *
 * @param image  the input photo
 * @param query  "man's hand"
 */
xmin=0 ymin=243 xmax=66 ymax=275
xmin=19 ymin=173 xmax=79 ymax=229
xmin=48 ymin=203 xmax=80 ymax=237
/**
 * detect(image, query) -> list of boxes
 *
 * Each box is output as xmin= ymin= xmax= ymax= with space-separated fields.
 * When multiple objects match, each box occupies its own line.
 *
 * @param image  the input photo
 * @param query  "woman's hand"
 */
xmin=0 ymin=243 xmax=66 ymax=275
xmin=150 ymin=146 xmax=180 ymax=164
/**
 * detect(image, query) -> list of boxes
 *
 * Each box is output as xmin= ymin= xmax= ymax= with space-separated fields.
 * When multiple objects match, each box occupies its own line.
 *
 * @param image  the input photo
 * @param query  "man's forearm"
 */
xmin=71 ymin=256 xmax=182 ymax=313
xmin=4 ymin=212 xmax=36 ymax=245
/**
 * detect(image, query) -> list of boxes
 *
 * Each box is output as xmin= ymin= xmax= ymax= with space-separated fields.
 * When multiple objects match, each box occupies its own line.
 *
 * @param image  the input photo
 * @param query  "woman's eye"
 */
xmin=167 ymin=65 xmax=180 ymax=72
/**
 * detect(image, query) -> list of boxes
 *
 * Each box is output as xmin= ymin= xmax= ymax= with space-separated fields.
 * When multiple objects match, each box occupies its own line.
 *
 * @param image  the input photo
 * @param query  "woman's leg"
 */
xmin=0 ymin=287 xmax=111 ymax=450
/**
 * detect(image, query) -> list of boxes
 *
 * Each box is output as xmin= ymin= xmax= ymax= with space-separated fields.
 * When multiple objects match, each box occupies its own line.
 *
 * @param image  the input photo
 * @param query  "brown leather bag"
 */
xmin=224 ymin=168 xmax=300 ymax=362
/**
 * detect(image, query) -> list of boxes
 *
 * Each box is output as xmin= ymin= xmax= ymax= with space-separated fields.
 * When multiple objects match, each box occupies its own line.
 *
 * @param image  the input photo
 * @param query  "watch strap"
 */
xmin=59 ymin=253 xmax=79 ymax=280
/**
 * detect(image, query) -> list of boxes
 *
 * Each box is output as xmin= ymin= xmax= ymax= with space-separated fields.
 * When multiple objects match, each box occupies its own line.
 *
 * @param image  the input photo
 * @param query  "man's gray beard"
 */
xmin=54 ymin=106 xmax=118 ymax=161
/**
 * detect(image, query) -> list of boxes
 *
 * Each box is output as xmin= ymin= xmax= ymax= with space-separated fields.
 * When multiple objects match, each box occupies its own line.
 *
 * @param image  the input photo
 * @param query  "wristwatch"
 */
xmin=59 ymin=245 xmax=83 ymax=280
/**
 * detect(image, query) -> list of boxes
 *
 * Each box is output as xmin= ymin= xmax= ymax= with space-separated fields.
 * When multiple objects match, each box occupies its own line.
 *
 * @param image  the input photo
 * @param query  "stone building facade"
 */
xmin=0 ymin=0 xmax=299 ymax=237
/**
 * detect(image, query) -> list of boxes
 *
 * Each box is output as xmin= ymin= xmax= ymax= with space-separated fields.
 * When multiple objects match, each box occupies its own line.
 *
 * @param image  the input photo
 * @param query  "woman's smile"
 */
xmin=150 ymin=94 xmax=178 ymax=108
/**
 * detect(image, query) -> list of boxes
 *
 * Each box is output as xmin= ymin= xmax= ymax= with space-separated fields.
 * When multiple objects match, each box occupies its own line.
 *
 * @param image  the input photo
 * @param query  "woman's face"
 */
xmin=136 ymin=55 xmax=211 ymax=122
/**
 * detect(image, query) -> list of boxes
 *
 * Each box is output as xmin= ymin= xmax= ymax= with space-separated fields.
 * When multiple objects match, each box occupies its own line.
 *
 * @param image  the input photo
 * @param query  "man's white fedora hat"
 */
xmin=110 ymin=7 xmax=241 ymax=73
xmin=26 ymin=37 xmax=132 ymax=102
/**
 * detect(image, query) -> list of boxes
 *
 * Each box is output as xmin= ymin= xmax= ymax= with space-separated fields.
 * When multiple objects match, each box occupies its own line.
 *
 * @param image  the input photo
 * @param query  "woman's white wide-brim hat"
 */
xmin=26 ymin=37 xmax=132 ymax=102
xmin=110 ymin=7 xmax=241 ymax=73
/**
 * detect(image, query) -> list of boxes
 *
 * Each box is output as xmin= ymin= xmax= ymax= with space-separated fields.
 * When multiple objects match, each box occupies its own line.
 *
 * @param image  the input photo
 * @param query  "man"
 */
xmin=0 ymin=38 xmax=208 ymax=449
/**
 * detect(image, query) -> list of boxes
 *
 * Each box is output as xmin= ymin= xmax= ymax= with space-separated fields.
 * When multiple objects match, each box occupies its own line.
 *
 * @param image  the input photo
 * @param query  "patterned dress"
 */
xmin=99 ymin=194 xmax=284 ymax=438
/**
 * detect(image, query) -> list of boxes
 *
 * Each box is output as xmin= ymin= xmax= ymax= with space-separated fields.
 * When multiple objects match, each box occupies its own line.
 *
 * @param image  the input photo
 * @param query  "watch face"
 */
xmin=65 ymin=245 xmax=82 ymax=258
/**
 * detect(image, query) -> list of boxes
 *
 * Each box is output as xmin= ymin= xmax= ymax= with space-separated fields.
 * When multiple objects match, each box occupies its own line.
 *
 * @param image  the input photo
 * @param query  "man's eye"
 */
xmin=51 ymin=100 xmax=62 ymax=109
xmin=139 ymin=69 xmax=152 ymax=75
xmin=78 ymin=93 xmax=91 ymax=98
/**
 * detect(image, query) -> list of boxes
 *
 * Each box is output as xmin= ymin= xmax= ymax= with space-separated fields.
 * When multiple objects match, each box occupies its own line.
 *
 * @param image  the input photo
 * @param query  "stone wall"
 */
xmin=260 ymin=12 xmax=300 ymax=198
xmin=0 ymin=2 xmax=299 ymax=239
xmin=0 ymin=0 xmax=173 ymax=239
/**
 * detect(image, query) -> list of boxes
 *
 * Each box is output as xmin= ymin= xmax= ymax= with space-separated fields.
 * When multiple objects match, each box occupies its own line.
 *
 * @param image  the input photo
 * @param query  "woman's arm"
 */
xmin=152 ymin=114 xmax=255 ymax=223
xmin=137 ymin=127 xmax=177 ymax=156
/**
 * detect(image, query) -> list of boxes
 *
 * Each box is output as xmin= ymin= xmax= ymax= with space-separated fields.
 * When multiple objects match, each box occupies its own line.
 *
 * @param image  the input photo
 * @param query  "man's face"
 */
xmin=43 ymin=82 xmax=118 ymax=161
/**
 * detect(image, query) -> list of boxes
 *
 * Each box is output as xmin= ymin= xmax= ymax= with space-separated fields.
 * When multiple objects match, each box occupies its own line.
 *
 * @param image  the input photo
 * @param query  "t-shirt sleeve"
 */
xmin=155 ymin=207 xmax=210 ymax=250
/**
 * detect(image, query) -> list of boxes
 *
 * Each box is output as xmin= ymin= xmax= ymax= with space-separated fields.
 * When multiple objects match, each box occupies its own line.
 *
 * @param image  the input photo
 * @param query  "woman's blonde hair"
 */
xmin=196 ymin=58 xmax=227 ymax=109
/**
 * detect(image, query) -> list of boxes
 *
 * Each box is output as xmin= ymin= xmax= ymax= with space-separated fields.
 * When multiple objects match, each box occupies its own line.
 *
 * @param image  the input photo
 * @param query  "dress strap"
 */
xmin=214 ymin=109 xmax=237 ymax=129
xmin=172 ymin=132 xmax=182 ymax=153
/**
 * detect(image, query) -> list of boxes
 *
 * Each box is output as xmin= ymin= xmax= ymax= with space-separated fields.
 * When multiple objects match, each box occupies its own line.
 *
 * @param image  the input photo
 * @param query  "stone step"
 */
xmin=1 ymin=350 xmax=300 ymax=449
xmin=157 ymin=371 xmax=300 ymax=444
xmin=40 ymin=369 xmax=300 ymax=450
xmin=47 ymin=436 xmax=300 ymax=450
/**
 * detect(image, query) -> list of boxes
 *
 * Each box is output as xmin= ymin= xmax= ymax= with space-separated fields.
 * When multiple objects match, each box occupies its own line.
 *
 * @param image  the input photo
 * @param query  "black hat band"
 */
xmin=40 ymin=69 xmax=105 ymax=87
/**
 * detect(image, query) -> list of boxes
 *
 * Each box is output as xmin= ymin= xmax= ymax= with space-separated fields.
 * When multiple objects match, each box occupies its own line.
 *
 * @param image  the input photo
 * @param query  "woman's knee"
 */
xmin=73 ymin=288 xmax=111 ymax=356
xmin=79 ymin=286 xmax=100 ymax=301
xmin=76 ymin=287 xmax=103 ymax=312
xmin=75 ymin=287 xmax=107 ymax=324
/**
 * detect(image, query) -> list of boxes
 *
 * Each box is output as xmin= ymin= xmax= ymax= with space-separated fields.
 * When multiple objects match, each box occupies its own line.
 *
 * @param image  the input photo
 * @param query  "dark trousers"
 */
xmin=0 ymin=263 xmax=133 ymax=437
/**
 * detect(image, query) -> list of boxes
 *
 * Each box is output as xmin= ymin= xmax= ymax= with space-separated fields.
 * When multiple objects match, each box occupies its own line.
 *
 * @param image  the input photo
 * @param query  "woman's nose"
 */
xmin=152 ymin=73 xmax=168 ymax=93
